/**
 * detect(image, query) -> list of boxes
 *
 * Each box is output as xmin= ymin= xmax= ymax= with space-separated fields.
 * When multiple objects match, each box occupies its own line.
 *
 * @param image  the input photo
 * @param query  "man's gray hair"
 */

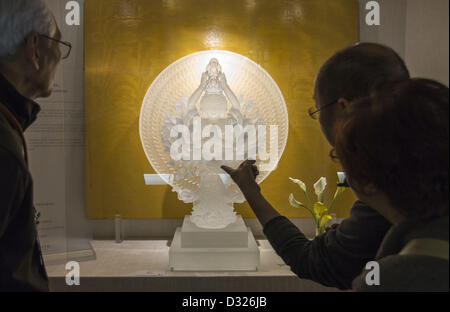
xmin=0 ymin=0 xmax=55 ymax=62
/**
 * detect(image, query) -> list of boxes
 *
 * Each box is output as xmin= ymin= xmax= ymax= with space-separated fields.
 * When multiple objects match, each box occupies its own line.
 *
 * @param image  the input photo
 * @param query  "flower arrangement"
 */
xmin=288 ymin=174 xmax=346 ymax=236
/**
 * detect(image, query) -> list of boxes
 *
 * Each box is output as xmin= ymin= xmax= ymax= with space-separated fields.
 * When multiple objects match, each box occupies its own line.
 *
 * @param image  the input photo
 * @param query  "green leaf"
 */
xmin=329 ymin=186 xmax=347 ymax=212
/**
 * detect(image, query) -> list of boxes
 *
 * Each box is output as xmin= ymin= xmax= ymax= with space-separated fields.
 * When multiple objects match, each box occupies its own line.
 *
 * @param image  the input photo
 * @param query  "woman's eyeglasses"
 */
xmin=39 ymin=34 xmax=72 ymax=60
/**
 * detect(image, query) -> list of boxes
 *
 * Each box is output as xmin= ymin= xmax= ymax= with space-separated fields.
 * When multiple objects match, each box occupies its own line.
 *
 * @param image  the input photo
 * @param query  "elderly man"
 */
xmin=222 ymin=43 xmax=411 ymax=290
xmin=0 ymin=0 xmax=69 ymax=291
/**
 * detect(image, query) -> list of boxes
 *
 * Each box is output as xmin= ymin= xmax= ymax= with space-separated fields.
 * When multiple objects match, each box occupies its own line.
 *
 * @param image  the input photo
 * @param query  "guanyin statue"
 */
xmin=140 ymin=51 xmax=288 ymax=230
xmin=176 ymin=58 xmax=249 ymax=229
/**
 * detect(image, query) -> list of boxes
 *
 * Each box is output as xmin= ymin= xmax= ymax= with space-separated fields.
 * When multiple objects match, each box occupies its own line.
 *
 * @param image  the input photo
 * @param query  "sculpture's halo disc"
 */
xmin=140 ymin=50 xmax=288 ymax=190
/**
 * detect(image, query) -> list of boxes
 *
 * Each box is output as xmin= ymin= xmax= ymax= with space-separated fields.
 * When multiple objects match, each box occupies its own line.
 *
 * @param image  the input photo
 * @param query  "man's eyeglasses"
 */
xmin=39 ymin=34 xmax=72 ymax=60
xmin=308 ymin=99 xmax=339 ymax=119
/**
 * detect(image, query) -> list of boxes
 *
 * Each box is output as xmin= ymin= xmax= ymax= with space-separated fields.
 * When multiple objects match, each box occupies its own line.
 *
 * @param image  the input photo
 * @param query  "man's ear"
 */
xmin=24 ymin=32 xmax=40 ymax=71
xmin=337 ymin=98 xmax=351 ymax=112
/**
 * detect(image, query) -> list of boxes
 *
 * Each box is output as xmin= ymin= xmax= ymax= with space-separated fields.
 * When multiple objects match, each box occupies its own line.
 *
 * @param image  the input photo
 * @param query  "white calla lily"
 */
xmin=289 ymin=193 xmax=305 ymax=209
xmin=289 ymin=177 xmax=307 ymax=193
xmin=313 ymin=177 xmax=327 ymax=202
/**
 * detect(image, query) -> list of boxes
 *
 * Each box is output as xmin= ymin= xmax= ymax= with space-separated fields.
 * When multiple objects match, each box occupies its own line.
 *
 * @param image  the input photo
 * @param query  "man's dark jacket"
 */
xmin=0 ymin=74 xmax=49 ymax=291
xmin=264 ymin=201 xmax=392 ymax=290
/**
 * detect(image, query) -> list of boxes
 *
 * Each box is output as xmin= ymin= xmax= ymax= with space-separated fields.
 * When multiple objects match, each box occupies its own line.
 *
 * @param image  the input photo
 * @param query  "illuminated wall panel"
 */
xmin=85 ymin=0 xmax=358 ymax=219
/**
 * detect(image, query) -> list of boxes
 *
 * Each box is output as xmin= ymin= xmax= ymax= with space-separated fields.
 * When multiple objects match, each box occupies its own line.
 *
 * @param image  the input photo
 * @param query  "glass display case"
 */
xmin=29 ymin=0 xmax=359 ymax=291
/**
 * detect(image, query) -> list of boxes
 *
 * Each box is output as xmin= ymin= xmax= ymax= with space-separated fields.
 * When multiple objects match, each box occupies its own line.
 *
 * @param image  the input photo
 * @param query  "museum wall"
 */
xmin=404 ymin=0 xmax=449 ymax=85
xmin=359 ymin=0 xmax=449 ymax=85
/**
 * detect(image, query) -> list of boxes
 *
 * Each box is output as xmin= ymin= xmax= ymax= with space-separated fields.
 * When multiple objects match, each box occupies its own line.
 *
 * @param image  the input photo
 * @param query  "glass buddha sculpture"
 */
xmin=140 ymin=51 xmax=288 ymax=229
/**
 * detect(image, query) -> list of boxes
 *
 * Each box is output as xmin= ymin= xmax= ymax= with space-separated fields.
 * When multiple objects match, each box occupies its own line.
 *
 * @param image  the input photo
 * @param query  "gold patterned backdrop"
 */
xmin=85 ymin=0 xmax=358 ymax=219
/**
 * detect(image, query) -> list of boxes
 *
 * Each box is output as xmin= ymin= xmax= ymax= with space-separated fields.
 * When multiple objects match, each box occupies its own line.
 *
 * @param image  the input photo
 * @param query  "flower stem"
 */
xmin=302 ymin=190 xmax=319 ymax=228
xmin=303 ymin=190 xmax=314 ymax=212
xmin=304 ymin=205 xmax=319 ymax=228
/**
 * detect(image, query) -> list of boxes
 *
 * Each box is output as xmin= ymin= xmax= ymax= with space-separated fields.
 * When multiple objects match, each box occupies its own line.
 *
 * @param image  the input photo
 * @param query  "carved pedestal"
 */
xmin=169 ymin=216 xmax=260 ymax=271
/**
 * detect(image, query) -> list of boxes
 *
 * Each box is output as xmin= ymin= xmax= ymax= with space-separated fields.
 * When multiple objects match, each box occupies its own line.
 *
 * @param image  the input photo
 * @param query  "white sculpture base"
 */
xmin=169 ymin=216 xmax=260 ymax=271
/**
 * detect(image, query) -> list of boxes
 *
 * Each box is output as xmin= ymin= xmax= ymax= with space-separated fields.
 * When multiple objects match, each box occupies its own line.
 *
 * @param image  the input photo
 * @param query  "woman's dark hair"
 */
xmin=335 ymin=78 xmax=449 ymax=218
